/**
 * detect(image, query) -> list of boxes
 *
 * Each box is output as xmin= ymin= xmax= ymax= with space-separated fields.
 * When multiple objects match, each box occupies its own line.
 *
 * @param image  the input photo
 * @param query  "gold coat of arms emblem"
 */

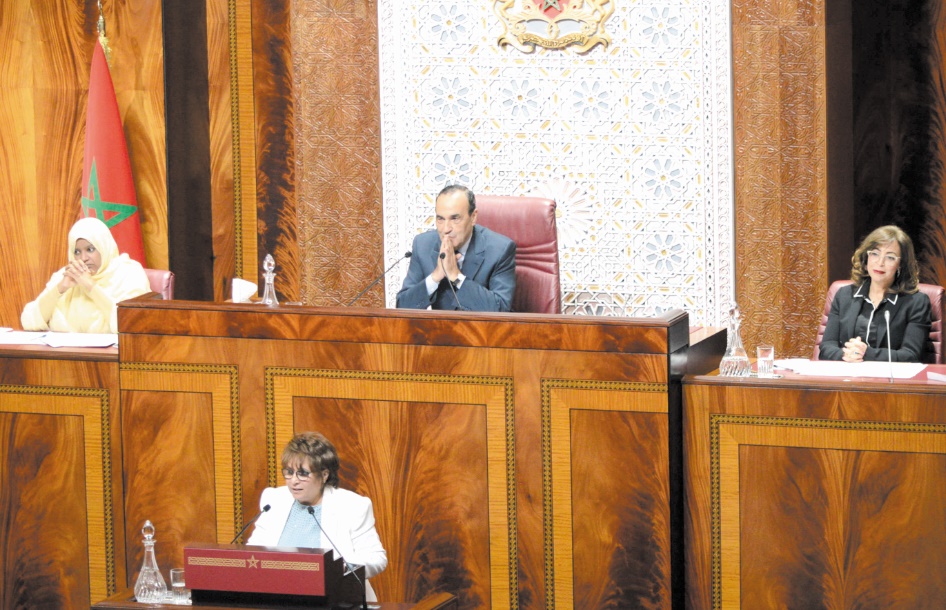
xmin=494 ymin=0 xmax=614 ymax=53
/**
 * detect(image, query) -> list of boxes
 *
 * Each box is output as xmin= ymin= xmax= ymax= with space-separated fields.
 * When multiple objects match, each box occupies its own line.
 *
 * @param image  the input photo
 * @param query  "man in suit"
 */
xmin=397 ymin=185 xmax=516 ymax=311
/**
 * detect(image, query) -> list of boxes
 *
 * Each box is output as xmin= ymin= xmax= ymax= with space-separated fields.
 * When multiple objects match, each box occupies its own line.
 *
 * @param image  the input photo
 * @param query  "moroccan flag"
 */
xmin=80 ymin=40 xmax=146 ymax=265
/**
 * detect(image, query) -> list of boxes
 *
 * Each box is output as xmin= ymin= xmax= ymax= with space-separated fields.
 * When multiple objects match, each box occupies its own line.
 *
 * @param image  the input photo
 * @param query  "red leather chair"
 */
xmin=812 ymin=279 xmax=944 ymax=363
xmin=144 ymin=268 xmax=175 ymax=300
xmin=474 ymin=195 xmax=561 ymax=314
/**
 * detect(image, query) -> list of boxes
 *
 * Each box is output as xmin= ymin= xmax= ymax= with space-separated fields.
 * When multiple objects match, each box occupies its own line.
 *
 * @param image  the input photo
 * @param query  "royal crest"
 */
xmin=494 ymin=0 xmax=613 ymax=53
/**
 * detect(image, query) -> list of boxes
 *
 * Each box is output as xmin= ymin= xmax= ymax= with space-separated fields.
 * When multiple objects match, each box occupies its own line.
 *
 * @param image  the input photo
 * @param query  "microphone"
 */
xmin=885 ymin=310 xmax=893 ymax=383
xmin=230 ymin=504 xmax=271 ymax=544
xmin=347 ymin=251 xmax=412 ymax=306
xmin=440 ymin=254 xmax=465 ymax=311
xmin=307 ymin=506 xmax=368 ymax=610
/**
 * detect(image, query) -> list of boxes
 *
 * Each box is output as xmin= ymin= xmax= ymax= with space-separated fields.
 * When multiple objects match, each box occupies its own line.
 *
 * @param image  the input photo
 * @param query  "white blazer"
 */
xmin=246 ymin=485 xmax=387 ymax=601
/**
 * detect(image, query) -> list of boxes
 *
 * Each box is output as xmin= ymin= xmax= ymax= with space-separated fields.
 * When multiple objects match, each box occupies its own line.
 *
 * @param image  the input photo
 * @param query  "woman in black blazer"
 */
xmin=820 ymin=225 xmax=931 ymax=362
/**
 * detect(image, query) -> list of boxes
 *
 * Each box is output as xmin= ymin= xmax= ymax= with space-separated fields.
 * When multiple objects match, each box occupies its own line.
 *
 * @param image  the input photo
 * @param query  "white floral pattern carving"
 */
xmin=379 ymin=1 xmax=734 ymax=325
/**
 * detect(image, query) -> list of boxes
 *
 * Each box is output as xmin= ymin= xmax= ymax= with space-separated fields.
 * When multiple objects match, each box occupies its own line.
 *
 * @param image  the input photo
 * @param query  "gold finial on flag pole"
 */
xmin=97 ymin=0 xmax=112 ymax=65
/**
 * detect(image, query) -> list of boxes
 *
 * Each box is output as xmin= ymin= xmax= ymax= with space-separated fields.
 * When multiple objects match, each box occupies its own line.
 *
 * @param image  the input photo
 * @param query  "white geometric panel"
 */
xmin=378 ymin=0 xmax=734 ymax=326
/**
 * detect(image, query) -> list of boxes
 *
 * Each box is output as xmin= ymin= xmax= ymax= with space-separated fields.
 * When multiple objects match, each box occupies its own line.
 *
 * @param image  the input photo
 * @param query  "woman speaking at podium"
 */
xmin=247 ymin=432 xmax=388 ymax=602
xmin=20 ymin=217 xmax=150 ymax=333
xmin=820 ymin=225 xmax=931 ymax=362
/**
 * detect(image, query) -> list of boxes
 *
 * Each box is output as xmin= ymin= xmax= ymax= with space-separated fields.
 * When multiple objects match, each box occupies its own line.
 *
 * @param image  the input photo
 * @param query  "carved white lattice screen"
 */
xmin=378 ymin=0 xmax=733 ymax=324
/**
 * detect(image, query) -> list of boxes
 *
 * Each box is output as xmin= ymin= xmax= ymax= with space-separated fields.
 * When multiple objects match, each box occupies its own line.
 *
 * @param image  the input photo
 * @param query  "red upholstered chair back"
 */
xmin=473 ymin=195 xmax=561 ymax=314
xmin=812 ymin=279 xmax=944 ymax=363
xmin=145 ymin=268 xmax=175 ymax=300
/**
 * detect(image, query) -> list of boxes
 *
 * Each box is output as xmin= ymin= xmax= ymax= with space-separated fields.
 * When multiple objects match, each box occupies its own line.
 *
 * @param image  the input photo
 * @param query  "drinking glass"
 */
xmin=756 ymin=345 xmax=775 ymax=378
xmin=169 ymin=568 xmax=189 ymax=604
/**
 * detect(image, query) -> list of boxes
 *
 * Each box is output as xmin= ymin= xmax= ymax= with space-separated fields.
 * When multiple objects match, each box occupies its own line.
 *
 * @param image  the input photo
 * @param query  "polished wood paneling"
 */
xmin=252 ymin=0 xmax=298 ymax=303
xmin=0 ymin=349 xmax=122 ymax=608
xmin=291 ymin=394 xmax=493 ymax=608
xmin=556 ymin=388 xmax=672 ymax=608
xmin=684 ymin=375 xmax=946 ymax=610
xmin=0 ymin=0 xmax=167 ymax=328
xmin=731 ymin=0 xmax=827 ymax=357
xmin=206 ymin=0 xmax=239 ymax=299
xmin=291 ymin=1 xmax=383 ymax=307
xmin=119 ymin=363 xmax=242 ymax=580
xmin=115 ymin=299 xmax=708 ymax=608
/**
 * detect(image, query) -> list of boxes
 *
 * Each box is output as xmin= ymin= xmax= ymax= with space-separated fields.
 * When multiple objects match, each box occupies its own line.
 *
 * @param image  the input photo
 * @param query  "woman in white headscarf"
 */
xmin=21 ymin=217 xmax=151 ymax=333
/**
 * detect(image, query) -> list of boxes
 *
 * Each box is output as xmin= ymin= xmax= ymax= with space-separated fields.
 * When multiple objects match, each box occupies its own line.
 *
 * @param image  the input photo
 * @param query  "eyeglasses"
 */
xmin=867 ymin=250 xmax=900 ymax=265
xmin=282 ymin=467 xmax=313 ymax=481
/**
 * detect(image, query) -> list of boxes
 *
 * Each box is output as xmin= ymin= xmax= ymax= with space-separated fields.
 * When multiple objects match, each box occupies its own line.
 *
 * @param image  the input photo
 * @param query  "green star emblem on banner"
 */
xmin=81 ymin=160 xmax=137 ymax=228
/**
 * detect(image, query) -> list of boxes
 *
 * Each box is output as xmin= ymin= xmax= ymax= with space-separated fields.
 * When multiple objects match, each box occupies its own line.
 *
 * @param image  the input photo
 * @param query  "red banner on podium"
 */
xmin=184 ymin=543 xmax=331 ymax=596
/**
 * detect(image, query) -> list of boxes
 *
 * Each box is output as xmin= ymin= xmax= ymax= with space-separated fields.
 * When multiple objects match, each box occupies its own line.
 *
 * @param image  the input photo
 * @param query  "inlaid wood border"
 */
xmin=226 ymin=0 xmax=258 ymax=280
xmin=540 ymin=379 xmax=669 ymax=609
xmin=709 ymin=414 xmax=946 ymax=609
xmin=120 ymin=363 xmax=242 ymax=543
xmin=0 ymin=385 xmax=114 ymax=602
xmin=264 ymin=367 xmax=519 ymax=610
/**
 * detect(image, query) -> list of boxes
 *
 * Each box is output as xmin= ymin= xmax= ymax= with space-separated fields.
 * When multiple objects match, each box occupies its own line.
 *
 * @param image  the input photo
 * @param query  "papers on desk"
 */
xmin=776 ymin=358 xmax=925 ymax=379
xmin=0 ymin=330 xmax=46 ymax=345
xmin=0 ymin=329 xmax=117 ymax=348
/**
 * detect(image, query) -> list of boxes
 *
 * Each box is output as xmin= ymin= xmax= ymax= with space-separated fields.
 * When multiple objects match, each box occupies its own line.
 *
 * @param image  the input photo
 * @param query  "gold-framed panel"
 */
xmin=710 ymin=414 xmax=946 ymax=609
xmin=120 ymin=363 xmax=242 ymax=543
xmin=265 ymin=367 xmax=518 ymax=610
xmin=541 ymin=379 xmax=669 ymax=609
xmin=0 ymin=385 xmax=114 ymax=603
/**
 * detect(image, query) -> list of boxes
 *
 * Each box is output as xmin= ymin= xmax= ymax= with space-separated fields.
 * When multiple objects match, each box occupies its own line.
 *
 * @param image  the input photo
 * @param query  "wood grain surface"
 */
xmin=111 ymin=300 xmax=702 ymax=609
xmin=684 ymin=375 xmax=946 ymax=610
xmin=0 ymin=350 xmax=123 ymax=607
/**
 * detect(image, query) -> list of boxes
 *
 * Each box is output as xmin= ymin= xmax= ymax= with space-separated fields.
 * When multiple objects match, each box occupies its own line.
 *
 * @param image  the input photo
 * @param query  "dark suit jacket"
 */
xmin=396 ymin=225 xmax=516 ymax=312
xmin=820 ymin=282 xmax=931 ymax=362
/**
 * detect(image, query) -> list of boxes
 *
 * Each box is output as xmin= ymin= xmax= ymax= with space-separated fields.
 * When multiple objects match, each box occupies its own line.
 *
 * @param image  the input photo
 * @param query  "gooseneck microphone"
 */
xmin=885 ymin=310 xmax=893 ymax=383
xmin=347 ymin=251 xmax=412 ymax=306
xmin=307 ymin=506 xmax=368 ymax=610
xmin=230 ymin=504 xmax=271 ymax=544
xmin=440 ymin=252 xmax=465 ymax=311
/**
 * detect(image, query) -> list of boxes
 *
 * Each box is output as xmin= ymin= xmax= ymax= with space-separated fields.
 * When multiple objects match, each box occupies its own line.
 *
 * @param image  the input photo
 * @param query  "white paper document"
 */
xmin=775 ymin=358 xmax=925 ymax=379
xmin=0 ymin=330 xmax=47 ymax=345
xmin=41 ymin=332 xmax=118 ymax=348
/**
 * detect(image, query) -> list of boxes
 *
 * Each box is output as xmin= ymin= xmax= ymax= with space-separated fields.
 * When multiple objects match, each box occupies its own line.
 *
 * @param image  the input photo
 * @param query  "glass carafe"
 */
xmin=134 ymin=520 xmax=167 ymax=603
xmin=260 ymin=254 xmax=279 ymax=306
xmin=719 ymin=302 xmax=751 ymax=376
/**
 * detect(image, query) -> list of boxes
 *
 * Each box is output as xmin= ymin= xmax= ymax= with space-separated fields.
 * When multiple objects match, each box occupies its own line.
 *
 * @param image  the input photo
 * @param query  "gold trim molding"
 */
xmin=227 ymin=0 xmax=258 ymax=280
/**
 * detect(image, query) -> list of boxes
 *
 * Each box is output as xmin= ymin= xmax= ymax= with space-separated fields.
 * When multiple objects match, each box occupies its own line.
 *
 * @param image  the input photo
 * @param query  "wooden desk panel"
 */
xmin=93 ymin=588 xmax=459 ymax=609
xmin=684 ymin=374 xmax=946 ymax=610
xmin=0 ymin=346 xmax=124 ymax=608
xmin=116 ymin=300 xmax=712 ymax=609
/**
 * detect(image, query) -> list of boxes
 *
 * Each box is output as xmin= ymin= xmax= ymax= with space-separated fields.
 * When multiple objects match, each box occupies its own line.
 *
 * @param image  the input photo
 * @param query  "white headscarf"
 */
xmin=21 ymin=217 xmax=151 ymax=333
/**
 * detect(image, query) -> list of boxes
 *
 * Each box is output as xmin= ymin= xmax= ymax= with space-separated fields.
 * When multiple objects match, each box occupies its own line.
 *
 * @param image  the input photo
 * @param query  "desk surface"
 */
xmin=690 ymin=362 xmax=946 ymax=392
xmin=92 ymin=589 xmax=457 ymax=610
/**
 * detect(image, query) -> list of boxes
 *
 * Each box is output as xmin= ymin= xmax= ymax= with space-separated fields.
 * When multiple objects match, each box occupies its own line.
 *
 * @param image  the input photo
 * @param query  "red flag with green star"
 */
xmin=81 ymin=40 xmax=146 ymax=265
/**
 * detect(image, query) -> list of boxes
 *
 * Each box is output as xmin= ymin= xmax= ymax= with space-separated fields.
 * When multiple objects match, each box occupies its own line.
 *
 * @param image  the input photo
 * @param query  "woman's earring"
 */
xmin=896 ymin=268 xmax=901 ymax=278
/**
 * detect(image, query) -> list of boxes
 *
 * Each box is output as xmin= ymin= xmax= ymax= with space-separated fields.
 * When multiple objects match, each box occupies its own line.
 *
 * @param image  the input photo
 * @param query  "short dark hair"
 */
xmin=281 ymin=431 xmax=340 ymax=487
xmin=437 ymin=184 xmax=476 ymax=215
xmin=850 ymin=225 xmax=920 ymax=294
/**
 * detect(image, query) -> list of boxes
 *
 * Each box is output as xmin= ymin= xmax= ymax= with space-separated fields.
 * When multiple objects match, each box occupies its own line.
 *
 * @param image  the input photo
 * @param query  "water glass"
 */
xmin=756 ymin=345 xmax=775 ymax=378
xmin=169 ymin=568 xmax=189 ymax=604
